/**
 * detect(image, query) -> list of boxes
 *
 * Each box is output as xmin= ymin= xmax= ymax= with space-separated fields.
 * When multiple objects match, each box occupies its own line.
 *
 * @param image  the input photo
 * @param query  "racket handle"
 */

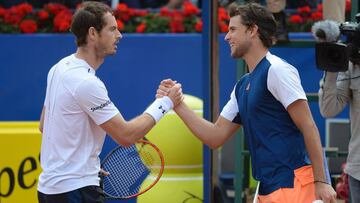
xmin=312 ymin=200 xmax=324 ymax=203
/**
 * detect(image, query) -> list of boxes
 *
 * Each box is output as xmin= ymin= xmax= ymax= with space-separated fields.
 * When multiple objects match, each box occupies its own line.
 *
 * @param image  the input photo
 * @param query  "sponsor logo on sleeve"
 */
xmin=90 ymin=100 xmax=112 ymax=112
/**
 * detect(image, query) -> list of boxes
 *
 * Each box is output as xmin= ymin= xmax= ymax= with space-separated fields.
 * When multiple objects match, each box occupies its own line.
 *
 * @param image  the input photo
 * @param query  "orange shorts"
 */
xmin=258 ymin=165 xmax=316 ymax=203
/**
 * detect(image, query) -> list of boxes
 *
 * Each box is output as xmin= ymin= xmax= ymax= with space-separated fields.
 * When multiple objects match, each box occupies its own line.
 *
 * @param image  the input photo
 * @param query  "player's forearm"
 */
xmin=102 ymin=113 xmax=155 ymax=147
xmin=288 ymin=100 xmax=327 ymax=181
xmin=302 ymin=124 xmax=327 ymax=182
xmin=174 ymin=102 xmax=224 ymax=149
xmin=120 ymin=114 xmax=156 ymax=145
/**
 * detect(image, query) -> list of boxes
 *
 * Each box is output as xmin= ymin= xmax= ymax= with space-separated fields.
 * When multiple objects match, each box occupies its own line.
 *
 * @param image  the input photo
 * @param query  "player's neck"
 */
xmin=244 ymin=46 xmax=268 ymax=73
xmin=75 ymin=47 xmax=104 ymax=70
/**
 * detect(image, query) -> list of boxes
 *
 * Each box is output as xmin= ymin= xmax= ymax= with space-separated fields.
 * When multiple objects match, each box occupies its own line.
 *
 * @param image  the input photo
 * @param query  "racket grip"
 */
xmin=312 ymin=200 xmax=324 ymax=203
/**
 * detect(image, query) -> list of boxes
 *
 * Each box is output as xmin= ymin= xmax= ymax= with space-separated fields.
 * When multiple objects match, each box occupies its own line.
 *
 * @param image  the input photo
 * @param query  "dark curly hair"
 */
xmin=228 ymin=2 xmax=277 ymax=48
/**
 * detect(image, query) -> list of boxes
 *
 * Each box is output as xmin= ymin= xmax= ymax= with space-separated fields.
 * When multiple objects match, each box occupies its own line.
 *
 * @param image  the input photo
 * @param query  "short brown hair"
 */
xmin=228 ymin=2 xmax=277 ymax=48
xmin=70 ymin=1 xmax=113 ymax=46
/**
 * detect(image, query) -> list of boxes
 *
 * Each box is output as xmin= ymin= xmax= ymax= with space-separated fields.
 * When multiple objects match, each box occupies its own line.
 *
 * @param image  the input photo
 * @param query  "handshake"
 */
xmin=156 ymin=79 xmax=184 ymax=107
xmin=144 ymin=79 xmax=184 ymax=123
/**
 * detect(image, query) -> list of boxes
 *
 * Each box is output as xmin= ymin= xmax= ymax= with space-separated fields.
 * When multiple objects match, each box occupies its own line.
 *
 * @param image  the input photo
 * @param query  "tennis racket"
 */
xmin=100 ymin=139 xmax=164 ymax=199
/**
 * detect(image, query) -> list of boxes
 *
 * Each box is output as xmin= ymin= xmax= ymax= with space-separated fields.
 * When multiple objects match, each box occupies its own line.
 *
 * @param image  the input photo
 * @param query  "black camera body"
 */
xmin=315 ymin=14 xmax=360 ymax=72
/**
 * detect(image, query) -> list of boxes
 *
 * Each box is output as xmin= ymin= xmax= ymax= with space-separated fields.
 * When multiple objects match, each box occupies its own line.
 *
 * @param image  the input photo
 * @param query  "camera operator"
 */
xmin=316 ymin=9 xmax=360 ymax=201
xmin=319 ymin=56 xmax=360 ymax=203
xmin=318 ymin=52 xmax=360 ymax=203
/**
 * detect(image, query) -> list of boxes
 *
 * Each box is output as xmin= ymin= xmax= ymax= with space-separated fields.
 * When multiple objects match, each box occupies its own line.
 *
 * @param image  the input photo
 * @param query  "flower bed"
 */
xmin=0 ymin=1 xmax=350 ymax=34
xmin=287 ymin=1 xmax=351 ymax=32
xmin=0 ymin=1 xmax=230 ymax=34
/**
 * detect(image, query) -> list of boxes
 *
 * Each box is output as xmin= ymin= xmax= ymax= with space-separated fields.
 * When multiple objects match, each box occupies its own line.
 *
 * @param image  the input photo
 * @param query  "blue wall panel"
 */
xmin=0 ymin=34 xmax=206 ymax=121
xmin=0 ymin=33 xmax=349 ymax=144
xmin=0 ymin=34 xmax=76 ymax=121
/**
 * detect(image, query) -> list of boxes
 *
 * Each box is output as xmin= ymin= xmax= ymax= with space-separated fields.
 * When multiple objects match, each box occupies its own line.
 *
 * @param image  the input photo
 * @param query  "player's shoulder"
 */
xmin=61 ymin=54 xmax=90 ymax=70
xmin=266 ymin=52 xmax=297 ymax=75
xmin=74 ymin=76 xmax=107 ymax=99
xmin=56 ymin=55 xmax=102 ymax=89
xmin=60 ymin=55 xmax=96 ymax=78
xmin=266 ymin=53 xmax=289 ymax=68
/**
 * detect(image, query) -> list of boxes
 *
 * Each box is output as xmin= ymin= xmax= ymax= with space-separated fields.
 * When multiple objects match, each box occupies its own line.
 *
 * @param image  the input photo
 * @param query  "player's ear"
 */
xmin=88 ymin=27 xmax=98 ymax=41
xmin=249 ymin=24 xmax=258 ymax=37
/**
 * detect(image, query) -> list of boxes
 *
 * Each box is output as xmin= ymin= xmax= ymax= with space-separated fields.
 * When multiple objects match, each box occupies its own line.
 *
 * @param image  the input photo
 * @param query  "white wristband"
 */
xmin=144 ymin=96 xmax=174 ymax=123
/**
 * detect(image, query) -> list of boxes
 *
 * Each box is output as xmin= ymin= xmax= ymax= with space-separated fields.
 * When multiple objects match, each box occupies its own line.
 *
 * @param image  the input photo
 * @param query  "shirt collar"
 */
xmin=71 ymin=54 xmax=96 ymax=75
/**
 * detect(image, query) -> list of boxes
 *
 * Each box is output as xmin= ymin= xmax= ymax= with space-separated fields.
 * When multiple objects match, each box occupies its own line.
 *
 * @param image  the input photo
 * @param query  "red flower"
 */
xmin=16 ymin=3 xmax=32 ymax=16
xmin=58 ymin=21 xmax=70 ymax=32
xmin=44 ymin=3 xmax=68 ymax=15
xmin=134 ymin=9 xmax=147 ymax=17
xmin=183 ymin=1 xmax=200 ymax=16
xmin=136 ymin=22 xmax=146 ymax=33
xmin=37 ymin=10 xmax=49 ymax=21
xmin=0 ymin=7 xmax=6 ymax=17
xmin=117 ymin=3 xmax=128 ymax=12
xmin=4 ymin=10 xmax=22 ymax=24
xmin=219 ymin=21 xmax=228 ymax=33
xmin=297 ymin=6 xmax=311 ymax=14
xmin=117 ymin=19 xmax=124 ymax=30
xmin=170 ymin=11 xmax=184 ymax=33
xmin=289 ymin=14 xmax=303 ymax=24
xmin=53 ymin=10 xmax=72 ymax=32
xmin=195 ymin=20 xmax=202 ymax=32
xmin=218 ymin=7 xmax=229 ymax=21
xmin=159 ymin=7 xmax=171 ymax=17
xmin=19 ymin=19 xmax=37 ymax=33
xmin=316 ymin=3 xmax=323 ymax=12
xmin=115 ymin=3 xmax=131 ymax=21
xmin=346 ymin=0 xmax=351 ymax=13
xmin=311 ymin=11 xmax=323 ymax=21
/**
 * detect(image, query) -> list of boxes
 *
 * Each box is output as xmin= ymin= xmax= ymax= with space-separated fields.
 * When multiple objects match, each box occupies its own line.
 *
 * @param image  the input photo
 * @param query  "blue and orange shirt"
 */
xmin=220 ymin=52 xmax=309 ymax=195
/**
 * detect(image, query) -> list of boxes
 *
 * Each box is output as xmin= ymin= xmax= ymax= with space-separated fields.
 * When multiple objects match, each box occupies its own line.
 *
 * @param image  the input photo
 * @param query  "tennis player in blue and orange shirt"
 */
xmin=158 ymin=2 xmax=337 ymax=203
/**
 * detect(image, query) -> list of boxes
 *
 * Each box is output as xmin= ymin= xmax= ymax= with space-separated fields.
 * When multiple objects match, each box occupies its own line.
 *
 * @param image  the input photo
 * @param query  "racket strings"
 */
xmin=101 ymin=142 xmax=163 ymax=199
xmin=102 ymin=145 xmax=150 ymax=198
xmin=138 ymin=144 xmax=162 ymax=172
xmin=139 ymin=150 xmax=154 ymax=166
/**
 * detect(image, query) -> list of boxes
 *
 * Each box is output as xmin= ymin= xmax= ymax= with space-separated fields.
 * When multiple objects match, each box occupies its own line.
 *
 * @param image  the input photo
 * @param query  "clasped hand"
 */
xmin=157 ymin=79 xmax=183 ymax=107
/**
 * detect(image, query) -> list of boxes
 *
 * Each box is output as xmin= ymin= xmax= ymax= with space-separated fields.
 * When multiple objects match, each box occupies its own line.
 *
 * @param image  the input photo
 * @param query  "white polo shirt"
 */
xmin=38 ymin=54 xmax=119 ymax=194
